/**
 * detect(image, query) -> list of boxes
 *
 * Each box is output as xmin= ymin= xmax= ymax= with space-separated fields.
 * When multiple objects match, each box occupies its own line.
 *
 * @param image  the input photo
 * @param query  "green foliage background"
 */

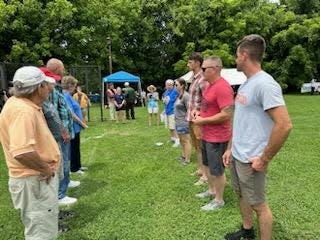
xmin=0 ymin=0 xmax=319 ymax=90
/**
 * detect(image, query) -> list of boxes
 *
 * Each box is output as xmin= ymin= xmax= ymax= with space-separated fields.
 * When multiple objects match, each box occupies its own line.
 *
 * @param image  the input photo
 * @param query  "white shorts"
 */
xmin=148 ymin=107 xmax=159 ymax=114
xmin=166 ymin=114 xmax=175 ymax=130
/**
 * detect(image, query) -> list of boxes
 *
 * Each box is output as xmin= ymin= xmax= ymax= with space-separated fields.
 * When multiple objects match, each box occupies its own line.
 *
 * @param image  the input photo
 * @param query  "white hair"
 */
xmin=12 ymin=81 xmax=44 ymax=97
xmin=165 ymin=79 xmax=174 ymax=85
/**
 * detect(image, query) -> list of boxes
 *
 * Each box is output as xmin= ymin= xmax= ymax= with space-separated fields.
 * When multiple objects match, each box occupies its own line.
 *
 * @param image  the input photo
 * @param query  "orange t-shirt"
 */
xmin=0 ymin=97 xmax=61 ymax=178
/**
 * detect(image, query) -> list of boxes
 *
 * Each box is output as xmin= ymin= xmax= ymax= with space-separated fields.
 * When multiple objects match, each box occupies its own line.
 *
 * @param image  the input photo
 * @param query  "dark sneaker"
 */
xmin=224 ymin=226 xmax=255 ymax=240
xmin=58 ymin=223 xmax=70 ymax=233
xmin=59 ymin=210 xmax=75 ymax=221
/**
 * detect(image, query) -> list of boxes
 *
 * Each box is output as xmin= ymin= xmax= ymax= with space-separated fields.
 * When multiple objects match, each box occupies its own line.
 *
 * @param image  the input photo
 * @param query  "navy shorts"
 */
xmin=202 ymin=140 xmax=228 ymax=176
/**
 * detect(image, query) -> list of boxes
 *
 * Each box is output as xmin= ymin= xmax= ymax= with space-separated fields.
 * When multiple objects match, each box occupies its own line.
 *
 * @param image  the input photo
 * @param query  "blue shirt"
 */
xmin=64 ymin=92 xmax=83 ymax=134
xmin=163 ymin=88 xmax=178 ymax=115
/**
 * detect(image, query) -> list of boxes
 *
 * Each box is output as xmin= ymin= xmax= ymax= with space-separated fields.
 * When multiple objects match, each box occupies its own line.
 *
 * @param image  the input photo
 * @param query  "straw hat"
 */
xmin=147 ymin=85 xmax=157 ymax=92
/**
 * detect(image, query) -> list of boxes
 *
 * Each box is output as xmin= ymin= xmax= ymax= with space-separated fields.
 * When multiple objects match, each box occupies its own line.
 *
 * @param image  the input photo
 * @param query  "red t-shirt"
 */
xmin=200 ymin=77 xmax=234 ymax=143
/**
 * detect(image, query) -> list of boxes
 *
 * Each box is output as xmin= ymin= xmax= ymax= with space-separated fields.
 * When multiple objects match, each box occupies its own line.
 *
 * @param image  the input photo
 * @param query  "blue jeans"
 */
xmin=58 ymin=142 xmax=71 ymax=199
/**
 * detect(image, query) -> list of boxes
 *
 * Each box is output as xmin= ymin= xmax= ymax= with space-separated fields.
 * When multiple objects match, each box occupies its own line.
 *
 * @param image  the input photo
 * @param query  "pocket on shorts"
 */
xmin=8 ymin=178 xmax=24 ymax=194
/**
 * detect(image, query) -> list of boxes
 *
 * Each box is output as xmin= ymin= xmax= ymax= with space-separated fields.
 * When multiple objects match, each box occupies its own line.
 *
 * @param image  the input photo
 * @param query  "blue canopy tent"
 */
xmin=101 ymin=71 xmax=142 ymax=120
xmin=103 ymin=70 xmax=141 ymax=84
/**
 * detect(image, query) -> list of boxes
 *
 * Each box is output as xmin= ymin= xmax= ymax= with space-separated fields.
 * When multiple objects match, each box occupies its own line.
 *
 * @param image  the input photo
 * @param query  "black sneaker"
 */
xmin=224 ymin=226 xmax=255 ymax=240
xmin=58 ymin=223 xmax=70 ymax=233
xmin=59 ymin=210 xmax=75 ymax=221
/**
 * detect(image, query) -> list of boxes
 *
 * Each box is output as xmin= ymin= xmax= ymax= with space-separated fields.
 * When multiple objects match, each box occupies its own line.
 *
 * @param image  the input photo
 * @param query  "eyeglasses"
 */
xmin=201 ymin=66 xmax=221 ymax=72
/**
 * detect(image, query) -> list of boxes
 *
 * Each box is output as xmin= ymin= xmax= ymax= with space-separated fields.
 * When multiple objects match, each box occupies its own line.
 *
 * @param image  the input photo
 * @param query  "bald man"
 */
xmin=41 ymin=58 xmax=79 ymax=208
xmin=47 ymin=58 xmax=64 ymax=77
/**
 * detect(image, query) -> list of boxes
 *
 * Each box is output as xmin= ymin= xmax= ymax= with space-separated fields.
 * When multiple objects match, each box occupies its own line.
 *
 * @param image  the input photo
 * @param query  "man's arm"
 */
xmin=14 ymin=151 xmax=54 ymax=182
xmin=251 ymin=106 xmax=293 ymax=171
xmin=192 ymin=105 xmax=233 ymax=125
xmin=222 ymin=139 xmax=233 ymax=167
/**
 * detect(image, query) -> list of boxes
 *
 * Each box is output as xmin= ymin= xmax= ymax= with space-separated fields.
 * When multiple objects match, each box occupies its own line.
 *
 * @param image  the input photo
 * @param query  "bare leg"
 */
xmin=155 ymin=113 xmax=159 ymax=126
xmin=240 ymin=197 xmax=254 ymax=229
xmin=179 ymin=134 xmax=192 ymax=160
xmin=205 ymin=167 xmax=215 ymax=194
xmin=213 ymin=174 xmax=226 ymax=202
xmin=252 ymin=202 xmax=273 ymax=240
xmin=148 ymin=113 xmax=152 ymax=126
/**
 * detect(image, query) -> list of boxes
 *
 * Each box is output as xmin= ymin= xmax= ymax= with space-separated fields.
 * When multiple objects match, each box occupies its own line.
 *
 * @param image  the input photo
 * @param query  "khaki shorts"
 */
xmin=9 ymin=174 xmax=59 ymax=240
xmin=230 ymin=157 xmax=266 ymax=205
xmin=189 ymin=122 xmax=202 ymax=151
xmin=166 ymin=114 xmax=175 ymax=130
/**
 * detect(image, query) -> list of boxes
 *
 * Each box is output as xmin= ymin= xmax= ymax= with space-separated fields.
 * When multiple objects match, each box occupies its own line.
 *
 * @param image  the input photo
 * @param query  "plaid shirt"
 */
xmin=48 ymin=84 xmax=74 ymax=139
xmin=42 ymin=100 xmax=64 ymax=142
xmin=186 ymin=71 xmax=208 ymax=121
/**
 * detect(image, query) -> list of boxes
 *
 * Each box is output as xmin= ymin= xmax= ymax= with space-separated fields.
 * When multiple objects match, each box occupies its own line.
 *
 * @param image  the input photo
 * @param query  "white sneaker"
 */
xmin=201 ymin=200 xmax=225 ymax=211
xmin=195 ymin=190 xmax=214 ymax=199
xmin=58 ymin=196 xmax=77 ymax=206
xmin=194 ymin=178 xmax=207 ymax=186
xmin=80 ymin=167 xmax=88 ymax=171
xmin=172 ymin=142 xmax=180 ymax=148
xmin=68 ymin=180 xmax=80 ymax=188
xmin=75 ymin=170 xmax=85 ymax=175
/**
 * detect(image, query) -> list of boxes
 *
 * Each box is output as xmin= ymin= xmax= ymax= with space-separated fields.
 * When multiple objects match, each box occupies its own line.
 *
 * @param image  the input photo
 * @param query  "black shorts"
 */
xmin=202 ymin=140 xmax=228 ymax=176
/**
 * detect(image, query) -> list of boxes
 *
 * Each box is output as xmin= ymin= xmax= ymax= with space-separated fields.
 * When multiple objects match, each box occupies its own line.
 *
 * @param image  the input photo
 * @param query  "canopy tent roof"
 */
xmin=221 ymin=68 xmax=246 ymax=85
xmin=181 ymin=68 xmax=246 ymax=86
xmin=103 ymin=70 xmax=140 ymax=83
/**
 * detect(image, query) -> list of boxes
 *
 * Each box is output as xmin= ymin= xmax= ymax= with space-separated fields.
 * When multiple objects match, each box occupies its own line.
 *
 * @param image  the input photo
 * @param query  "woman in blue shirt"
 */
xmin=62 ymin=76 xmax=88 ymax=174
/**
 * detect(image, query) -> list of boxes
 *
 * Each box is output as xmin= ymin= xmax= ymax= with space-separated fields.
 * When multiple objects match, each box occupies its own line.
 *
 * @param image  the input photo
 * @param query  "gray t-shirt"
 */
xmin=232 ymin=71 xmax=285 ymax=163
xmin=174 ymin=92 xmax=189 ymax=127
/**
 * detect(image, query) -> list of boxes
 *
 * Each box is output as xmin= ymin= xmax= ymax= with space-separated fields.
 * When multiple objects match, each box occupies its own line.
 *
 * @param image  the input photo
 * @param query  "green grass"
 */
xmin=0 ymin=95 xmax=320 ymax=240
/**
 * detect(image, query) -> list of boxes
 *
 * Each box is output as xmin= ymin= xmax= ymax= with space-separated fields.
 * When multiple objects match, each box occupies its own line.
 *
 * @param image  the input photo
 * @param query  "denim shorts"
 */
xmin=176 ymin=125 xmax=190 ymax=134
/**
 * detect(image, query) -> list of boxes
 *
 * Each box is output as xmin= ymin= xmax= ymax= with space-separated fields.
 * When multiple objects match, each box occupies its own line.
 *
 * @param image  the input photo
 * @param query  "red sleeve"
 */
xmin=216 ymin=81 xmax=234 ymax=110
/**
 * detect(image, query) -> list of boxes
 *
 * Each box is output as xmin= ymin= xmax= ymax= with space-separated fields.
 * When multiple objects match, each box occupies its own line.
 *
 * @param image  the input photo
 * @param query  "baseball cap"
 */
xmin=39 ymin=66 xmax=62 ymax=81
xmin=13 ymin=66 xmax=56 ymax=88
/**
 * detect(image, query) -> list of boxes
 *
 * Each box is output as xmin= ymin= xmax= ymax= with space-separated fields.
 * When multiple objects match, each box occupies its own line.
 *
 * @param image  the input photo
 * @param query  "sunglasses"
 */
xmin=201 ymin=66 xmax=221 ymax=72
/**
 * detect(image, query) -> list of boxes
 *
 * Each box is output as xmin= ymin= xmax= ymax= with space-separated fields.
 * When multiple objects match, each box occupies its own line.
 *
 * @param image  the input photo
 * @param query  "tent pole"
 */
xmin=100 ymin=66 xmax=104 ymax=122
xmin=138 ymin=80 xmax=142 ymax=106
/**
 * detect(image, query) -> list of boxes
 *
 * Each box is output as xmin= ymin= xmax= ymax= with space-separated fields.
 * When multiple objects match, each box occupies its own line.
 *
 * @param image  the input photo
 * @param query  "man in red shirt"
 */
xmin=193 ymin=56 xmax=234 ymax=210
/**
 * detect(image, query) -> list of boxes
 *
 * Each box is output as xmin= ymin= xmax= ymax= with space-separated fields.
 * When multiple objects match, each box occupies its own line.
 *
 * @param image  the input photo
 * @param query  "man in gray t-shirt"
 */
xmin=223 ymin=35 xmax=292 ymax=240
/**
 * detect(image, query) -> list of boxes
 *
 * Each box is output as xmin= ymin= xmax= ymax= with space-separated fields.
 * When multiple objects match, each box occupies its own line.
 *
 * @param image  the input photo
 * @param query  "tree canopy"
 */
xmin=0 ymin=0 xmax=319 ymax=90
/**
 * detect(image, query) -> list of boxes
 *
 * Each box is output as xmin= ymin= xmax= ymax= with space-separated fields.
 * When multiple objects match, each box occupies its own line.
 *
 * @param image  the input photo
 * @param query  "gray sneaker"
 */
xmin=201 ymin=200 xmax=225 ymax=211
xmin=195 ymin=190 xmax=214 ymax=198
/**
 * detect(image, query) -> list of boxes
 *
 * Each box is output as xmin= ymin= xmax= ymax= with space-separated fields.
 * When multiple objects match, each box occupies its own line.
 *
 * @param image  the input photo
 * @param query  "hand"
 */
xmin=192 ymin=115 xmax=204 ymax=125
xmin=249 ymin=156 xmax=268 ymax=172
xmin=39 ymin=165 xmax=55 ymax=184
xmin=222 ymin=149 xmax=232 ymax=167
xmin=191 ymin=110 xmax=200 ymax=119
xmin=61 ymin=129 xmax=70 ymax=143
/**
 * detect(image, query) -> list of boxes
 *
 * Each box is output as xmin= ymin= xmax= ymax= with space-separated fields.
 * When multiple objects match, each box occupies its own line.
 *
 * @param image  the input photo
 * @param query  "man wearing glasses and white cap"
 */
xmin=0 ymin=66 xmax=61 ymax=239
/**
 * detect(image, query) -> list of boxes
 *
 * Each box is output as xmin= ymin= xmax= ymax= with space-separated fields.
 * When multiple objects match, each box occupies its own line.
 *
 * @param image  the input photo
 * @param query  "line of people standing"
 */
xmin=148 ymin=34 xmax=293 ymax=240
xmin=0 ymin=58 xmax=89 ymax=239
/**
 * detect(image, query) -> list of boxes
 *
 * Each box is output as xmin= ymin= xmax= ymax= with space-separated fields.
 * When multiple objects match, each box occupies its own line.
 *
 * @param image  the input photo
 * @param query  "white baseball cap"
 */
xmin=13 ymin=66 xmax=56 ymax=88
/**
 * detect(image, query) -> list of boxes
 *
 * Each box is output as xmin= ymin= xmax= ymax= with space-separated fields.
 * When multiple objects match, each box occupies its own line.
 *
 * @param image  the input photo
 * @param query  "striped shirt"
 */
xmin=186 ymin=71 xmax=208 ymax=121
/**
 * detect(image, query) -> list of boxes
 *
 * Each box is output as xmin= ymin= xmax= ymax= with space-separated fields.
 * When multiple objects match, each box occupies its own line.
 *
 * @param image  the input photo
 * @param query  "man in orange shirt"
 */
xmin=0 ymin=66 xmax=61 ymax=240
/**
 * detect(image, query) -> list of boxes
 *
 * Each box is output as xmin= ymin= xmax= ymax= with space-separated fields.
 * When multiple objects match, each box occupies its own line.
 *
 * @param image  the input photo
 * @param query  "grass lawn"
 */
xmin=0 ymin=95 xmax=320 ymax=240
